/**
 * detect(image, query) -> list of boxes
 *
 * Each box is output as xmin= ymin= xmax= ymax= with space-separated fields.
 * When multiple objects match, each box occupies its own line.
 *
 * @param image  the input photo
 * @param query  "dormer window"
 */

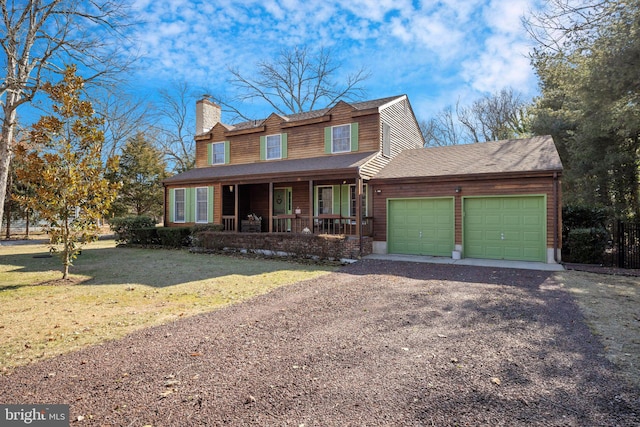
xmin=260 ymin=133 xmax=288 ymax=160
xmin=209 ymin=141 xmax=229 ymax=165
xmin=267 ymin=134 xmax=282 ymax=159
xmin=325 ymin=123 xmax=359 ymax=154
xmin=332 ymin=124 xmax=351 ymax=153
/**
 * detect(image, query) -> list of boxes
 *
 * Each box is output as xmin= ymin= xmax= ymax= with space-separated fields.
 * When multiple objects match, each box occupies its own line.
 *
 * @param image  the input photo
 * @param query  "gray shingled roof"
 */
xmin=164 ymin=151 xmax=379 ymax=184
xmin=228 ymin=95 xmax=405 ymax=130
xmin=372 ymin=136 xmax=563 ymax=180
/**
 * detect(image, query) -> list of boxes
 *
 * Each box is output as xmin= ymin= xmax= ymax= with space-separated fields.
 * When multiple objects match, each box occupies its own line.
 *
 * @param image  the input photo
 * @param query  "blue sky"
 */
xmin=125 ymin=0 xmax=542 ymax=123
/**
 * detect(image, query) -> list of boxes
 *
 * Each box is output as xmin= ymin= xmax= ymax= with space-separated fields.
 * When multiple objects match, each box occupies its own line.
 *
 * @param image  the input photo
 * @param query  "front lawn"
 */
xmin=0 ymin=240 xmax=335 ymax=371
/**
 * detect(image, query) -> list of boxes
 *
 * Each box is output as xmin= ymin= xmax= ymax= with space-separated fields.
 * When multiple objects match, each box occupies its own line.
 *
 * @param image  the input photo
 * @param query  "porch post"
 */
xmin=309 ymin=180 xmax=314 ymax=232
xmin=356 ymin=175 xmax=363 ymax=248
xmin=268 ymin=182 xmax=273 ymax=233
xmin=234 ymin=184 xmax=239 ymax=233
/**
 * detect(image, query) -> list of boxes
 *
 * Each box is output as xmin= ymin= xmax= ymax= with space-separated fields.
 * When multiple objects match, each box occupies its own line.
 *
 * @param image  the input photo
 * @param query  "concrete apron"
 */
xmin=364 ymin=253 xmax=565 ymax=272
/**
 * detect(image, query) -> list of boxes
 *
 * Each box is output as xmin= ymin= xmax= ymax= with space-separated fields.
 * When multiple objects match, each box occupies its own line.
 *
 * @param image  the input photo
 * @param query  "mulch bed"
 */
xmin=1 ymin=260 xmax=638 ymax=426
xmin=564 ymin=262 xmax=640 ymax=277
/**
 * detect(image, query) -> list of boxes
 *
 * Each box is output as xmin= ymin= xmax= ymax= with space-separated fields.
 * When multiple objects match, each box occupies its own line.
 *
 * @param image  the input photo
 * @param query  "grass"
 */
xmin=0 ymin=240 xmax=335 ymax=372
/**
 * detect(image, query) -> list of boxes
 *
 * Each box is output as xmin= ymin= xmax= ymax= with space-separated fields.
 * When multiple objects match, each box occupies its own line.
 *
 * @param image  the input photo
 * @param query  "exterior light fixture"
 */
xmin=455 ymin=186 xmax=462 ymax=193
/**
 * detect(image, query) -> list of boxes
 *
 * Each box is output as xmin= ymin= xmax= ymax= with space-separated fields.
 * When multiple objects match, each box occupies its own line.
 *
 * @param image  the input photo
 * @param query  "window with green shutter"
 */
xmin=324 ymin=123 xmax=358 ymax=153
xmin=174 ymin=188 xmax=186 ymax=223
xmin=209 ymin=142 xmax=226 ymax=165
xmin=261 ymin=134 xmax=287 ymax=160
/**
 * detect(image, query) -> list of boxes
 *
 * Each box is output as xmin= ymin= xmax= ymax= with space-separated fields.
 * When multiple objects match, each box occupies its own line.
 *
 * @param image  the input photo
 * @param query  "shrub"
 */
xmin=132 ymin=227 xmax=160 ymax=245
xmin=157 ymin=227 xmax=192 ymax=248
xmin=191 ymin=223 xmax=225 ymax=233
xmin=110 ymin=216 xmax=156 ymax=244
xmin=566 ymin=227 xmax=608 ymax=264
xmin=562 ymin=205 xmax=609 ymax=243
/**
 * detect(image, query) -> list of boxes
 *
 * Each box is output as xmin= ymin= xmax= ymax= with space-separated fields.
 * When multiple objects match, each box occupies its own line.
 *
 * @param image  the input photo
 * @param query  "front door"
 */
xmin=273 ymin=187 xmax=292 ymax=231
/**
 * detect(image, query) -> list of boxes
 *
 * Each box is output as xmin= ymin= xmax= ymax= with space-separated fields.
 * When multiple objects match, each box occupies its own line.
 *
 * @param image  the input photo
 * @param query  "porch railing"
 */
xmin=222 ymin=215 xmax=235 ymax=232
xmin=273 ymin=215 xmax=373 ymax=236
xmin=222 ymin=215 xmax=373 ymax=236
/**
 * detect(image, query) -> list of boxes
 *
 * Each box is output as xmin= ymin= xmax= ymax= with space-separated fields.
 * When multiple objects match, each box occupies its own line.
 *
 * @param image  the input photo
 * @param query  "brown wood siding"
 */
xmin=194 ymin=104 xmax=382 ymax=168
xmin=379 ymin=98 xmax=424 ymax=157
xmin=195 ymin=124 xmax=230 ymax=168
xmin=371 ymin=175 xmax=561 ymax=249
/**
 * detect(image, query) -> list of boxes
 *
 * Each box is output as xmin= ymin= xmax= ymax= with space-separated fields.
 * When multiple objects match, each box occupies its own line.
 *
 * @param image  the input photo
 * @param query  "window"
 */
xmin=382 ymin=123 xmax=391 ymax=157
xmin=332 ymin=124 xmax=351 ymax=153
xmin=350 ymin=184 xmax=368 ymax=217
xmin=266 ymin=134 xmax=281 ymax=160
xmin=211 ymin=142 xmax=225 ymax=164
xmin=174 ymin=188 xmax=185 ymax=223
xmin=318 ymin=186 xmax=333 ymax=214
xmin=195 ymin=187 xmax=208 ymax=223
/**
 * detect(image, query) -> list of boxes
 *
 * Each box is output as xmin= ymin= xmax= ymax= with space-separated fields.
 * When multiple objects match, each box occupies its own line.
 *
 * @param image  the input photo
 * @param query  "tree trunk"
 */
xmin=0 ymin=100 xmax=18 ymax=229
xmin=4 ymin=198 xmax=10 ymax=239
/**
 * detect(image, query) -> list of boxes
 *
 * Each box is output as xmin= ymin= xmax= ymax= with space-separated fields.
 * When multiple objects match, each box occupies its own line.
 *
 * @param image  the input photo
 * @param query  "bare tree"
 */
xmin=153 ymin=81 xmax=196 ymax=173
xmin=225 ymin=46 xmax=370 ymax=120
xmin=0 ymin=0 xmax=133 ymax=227
xmin=94 ymin=88 xmax=154 ymax=160
xmin=457 ymin=88 xmax=530 ymax=142
xmin=420 ymin=88 xmax=531 ymax=146
xmin=420 ymin=104 xmax=468 ymax=147
xmin=523 ymin=0 xmax=612 ymax=53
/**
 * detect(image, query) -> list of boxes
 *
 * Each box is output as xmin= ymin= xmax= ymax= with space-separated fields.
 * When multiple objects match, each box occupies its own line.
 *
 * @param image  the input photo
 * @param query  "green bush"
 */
xmin=567 ymin=227 xmax=608 ymax=264
xmin=191 ymin=224 xmax=225 ymax=234
xmin=110 ymin=216 xmax=156 ymax=244
xmin=157 ymin=227 xmax=192 ymax=248
xmin=562 ymin=205 xmax=609 ymax=243
xmin=132 ymin=227 xmax=160 ymax=245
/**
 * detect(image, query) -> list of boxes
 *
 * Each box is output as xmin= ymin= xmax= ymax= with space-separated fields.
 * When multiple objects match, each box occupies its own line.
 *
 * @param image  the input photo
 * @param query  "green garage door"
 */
xmin=464 ymin=196 xmax=546 ymax=262
xmin=388 ymin=198 xmax=454 ymax=256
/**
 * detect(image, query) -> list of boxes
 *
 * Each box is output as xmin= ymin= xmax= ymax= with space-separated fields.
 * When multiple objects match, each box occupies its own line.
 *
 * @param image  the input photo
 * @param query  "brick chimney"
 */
xmin=196 ymin=97 xmax=221 ymax=135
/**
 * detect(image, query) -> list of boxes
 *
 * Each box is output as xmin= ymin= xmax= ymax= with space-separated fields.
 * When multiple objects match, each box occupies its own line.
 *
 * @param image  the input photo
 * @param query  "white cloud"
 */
xmin=125 ymin=0 xmax=541 ymax=119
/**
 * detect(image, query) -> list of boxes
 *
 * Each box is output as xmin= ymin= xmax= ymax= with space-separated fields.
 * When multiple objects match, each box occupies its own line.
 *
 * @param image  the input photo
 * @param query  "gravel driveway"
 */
xmin=1 ymin=260 xmax=638 ymax=426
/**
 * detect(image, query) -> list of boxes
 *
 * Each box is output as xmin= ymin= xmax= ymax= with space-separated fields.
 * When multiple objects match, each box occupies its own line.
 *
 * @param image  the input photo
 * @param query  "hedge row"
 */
xmin=110 ymin=216 xmax=223 ymax=248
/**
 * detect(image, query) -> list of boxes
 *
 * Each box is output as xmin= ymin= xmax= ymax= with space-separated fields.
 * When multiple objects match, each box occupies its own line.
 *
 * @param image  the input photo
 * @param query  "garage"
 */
xmin=463 ymin=196 xmax=546 ymax=262
xmin=388 ymin=198 xmax=454 ymax=256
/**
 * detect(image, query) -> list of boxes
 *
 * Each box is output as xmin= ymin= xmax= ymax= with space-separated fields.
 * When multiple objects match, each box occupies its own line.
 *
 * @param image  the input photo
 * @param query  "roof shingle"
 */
xmin=164 ymin=151 xmax=379 ymax=184
xmin=372 ymin=136 xmax=563 ymax=180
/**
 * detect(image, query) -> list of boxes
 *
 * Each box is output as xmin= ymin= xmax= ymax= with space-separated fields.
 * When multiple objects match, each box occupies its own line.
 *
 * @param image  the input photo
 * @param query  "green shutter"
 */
xmin=351 ymin=122 xmax=359 ymax=152
xmin=168 ymin=189 xmax=175 ymax=222
xmin=314 ymin=186 xmax=319 ymax=216
xmin=260 ymin=136 xmax=266 ymax=160
xmin=324 ymin=127 xmax=332 ymax=153
xmin=341 ymin=185 xmax=350 ymax=216
xmin=281 ymin=133 xmax=288 ymax=159
xmin=207 ymin=143 xmax=212 ymax=165
xmin=186 ymin=188 xmax=196 ymax=223
xmin=332 ymin=185 xmax=341 ymax=214
xmin=224 ymin=141 xmax=230 ymax=164
xmin=208 ymin=186 xmax=214 ymax=223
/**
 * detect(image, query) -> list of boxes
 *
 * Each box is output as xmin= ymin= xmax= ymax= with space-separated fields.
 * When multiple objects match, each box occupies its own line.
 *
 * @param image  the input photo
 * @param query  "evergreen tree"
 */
xmin=529 ymin=0 xmax=640 ymax=218
xmin=110 ymin=133 xmax=168 ymax=219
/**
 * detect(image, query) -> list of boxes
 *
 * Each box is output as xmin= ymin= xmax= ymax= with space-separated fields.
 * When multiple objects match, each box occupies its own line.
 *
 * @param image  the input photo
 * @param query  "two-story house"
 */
xmin=163 ymin=94 xmax=422 ymax=236
xmin=164 ymin=94 xmax=563 ymax=264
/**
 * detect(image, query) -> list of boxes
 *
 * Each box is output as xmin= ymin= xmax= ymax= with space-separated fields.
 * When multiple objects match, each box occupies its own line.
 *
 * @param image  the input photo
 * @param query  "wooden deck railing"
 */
xmin=223 ymin=215 xmax=373 ymax=236
xmin=222 ymin=215 xmax=235 ymax=232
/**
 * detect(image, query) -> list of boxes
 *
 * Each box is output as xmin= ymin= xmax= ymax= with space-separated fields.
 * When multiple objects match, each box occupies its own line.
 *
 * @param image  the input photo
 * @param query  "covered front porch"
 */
xmin=219 ymin=178 xmax=373 ymax=237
